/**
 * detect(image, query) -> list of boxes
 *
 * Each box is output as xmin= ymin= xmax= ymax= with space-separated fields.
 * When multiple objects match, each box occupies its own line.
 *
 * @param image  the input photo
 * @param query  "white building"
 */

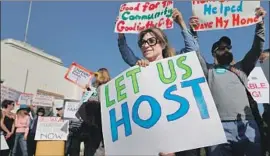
xmin=1 ymin=39 xmax=83 ymax=101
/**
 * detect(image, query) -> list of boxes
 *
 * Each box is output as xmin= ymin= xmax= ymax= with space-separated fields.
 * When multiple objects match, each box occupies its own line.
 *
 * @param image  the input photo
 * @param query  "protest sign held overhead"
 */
xmin=192 ymin=1 xmax=261 ymax=31
xmin=35 ymin=117 xmax=69 ymax=141
xmin=1 ymin=85 xmax=22 ymax=102
xmin=65 ymin=62 xmax=93 ymax=88
xmin=115 ymin=1 xmax=174 ymax=33
xmin=63 ymin=101 xmax=80 ymax=119
xmin=32 ymin=94 xmax=54 ymax=107
xmin=18 ymin=93 xmax=34 ymax=105
xmin=248 ymin=66 xmax=269 ymax=104
xmin=100 ymin=51 xmax=227 ymax=155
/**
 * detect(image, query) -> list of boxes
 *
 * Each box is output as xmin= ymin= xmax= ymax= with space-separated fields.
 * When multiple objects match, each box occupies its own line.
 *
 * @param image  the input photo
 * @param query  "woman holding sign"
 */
xmin=117 ymin=8 xmax=199 ymax=67
xmin=1 ymin=100 xmax=16 ymax=156
xmin=75 ymin=68 xmax=110 ymax=156
xmin=117 ymin=7 xmax=200 ymax=156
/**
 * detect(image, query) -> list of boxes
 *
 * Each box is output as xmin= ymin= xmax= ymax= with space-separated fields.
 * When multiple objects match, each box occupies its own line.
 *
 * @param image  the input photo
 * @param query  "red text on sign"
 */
xmin=248 ymin=83 xmax=267 ymax=90
xmin=232 ymin=14 xmax=259 ymax=26
xmin=251 ymin=91 xmax=262 ymax=97
xmin=192 ymin=0 xmax=228 ymax=5
xmin=116 ymin=18 xmax=173 ymax=33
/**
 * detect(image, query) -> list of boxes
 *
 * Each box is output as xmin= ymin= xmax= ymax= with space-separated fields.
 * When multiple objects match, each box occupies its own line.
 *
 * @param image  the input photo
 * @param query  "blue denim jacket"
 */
xmin=118 ymin=29 xmax=199 ymax=66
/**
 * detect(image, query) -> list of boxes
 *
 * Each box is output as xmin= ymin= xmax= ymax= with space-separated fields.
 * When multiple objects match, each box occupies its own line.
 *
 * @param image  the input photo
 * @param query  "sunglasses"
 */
xmin=138 ymin=37 xmax=158 ymax=48
xmin=214 ymin=45 xmax=232 ymax=53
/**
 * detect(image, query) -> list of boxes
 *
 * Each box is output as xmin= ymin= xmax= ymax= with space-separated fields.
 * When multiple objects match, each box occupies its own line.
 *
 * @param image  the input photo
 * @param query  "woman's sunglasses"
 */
xmin=138 ymin=37 xmax=158 ymax=48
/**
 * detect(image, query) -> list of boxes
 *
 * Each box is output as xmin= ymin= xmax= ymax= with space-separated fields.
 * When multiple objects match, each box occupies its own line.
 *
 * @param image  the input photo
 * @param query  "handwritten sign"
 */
xmin=63 ymin=101 xmax=80 ymax=119
xmin=32 ymin=94 xmax=54 ymax=107
xmin=192 ymin=1 xmax=261 ymax=31
xmin=64 ymin=62 xmax=93 ymax=88
xmin=248 ymin=66 xmax=269 ymax=103
xmin=115 ymin=1 xmax=174 ymax=33
xmin=100 ymin=51 xmax=227 ymax=155
xmin=18 ymin=93 xmax=34 ymax=105
xmin=35 ymin=117 xmax=69 ymax=140
xmin=1 ymin=85 xmax=21 ymax=102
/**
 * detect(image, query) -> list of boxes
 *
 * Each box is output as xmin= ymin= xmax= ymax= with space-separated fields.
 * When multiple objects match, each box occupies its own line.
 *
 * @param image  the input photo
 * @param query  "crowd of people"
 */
xmin=0 ymin=5 xmax=269 ymax=156
xmin=0 ymin=100 xmax=46 ymax=156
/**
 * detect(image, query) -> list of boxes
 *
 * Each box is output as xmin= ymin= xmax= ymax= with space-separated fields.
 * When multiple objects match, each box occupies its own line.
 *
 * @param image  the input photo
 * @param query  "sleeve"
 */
xmin=178 ymin=29 xmax=200 ymax=54
xmin=14 ymin=115 xmax=22 ymax=128
xmin=240 ymin=21 xmax=265 ymax=76
xmin=176 ymin=28 xmax=209 ymax=78
xmin=118 ymin=34 xmax=140 ymax=67
xmin=195 ymin=51 xmax=210 ymax=78
xmin=24 ymin=117 xmax=30 ymax=135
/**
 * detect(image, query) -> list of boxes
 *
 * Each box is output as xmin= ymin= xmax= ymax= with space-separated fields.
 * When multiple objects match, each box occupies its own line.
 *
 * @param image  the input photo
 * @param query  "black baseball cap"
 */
xmin=211 ymin=36 xmax=232 ymax=53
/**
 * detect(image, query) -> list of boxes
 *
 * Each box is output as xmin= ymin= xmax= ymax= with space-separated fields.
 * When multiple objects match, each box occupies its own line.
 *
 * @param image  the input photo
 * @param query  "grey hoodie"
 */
xmin=193 ymin=22 xmax=265 ymax=121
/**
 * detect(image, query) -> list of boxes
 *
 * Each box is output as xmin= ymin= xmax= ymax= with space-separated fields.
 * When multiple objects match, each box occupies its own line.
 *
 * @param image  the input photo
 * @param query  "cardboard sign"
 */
xmin=32 ymin=94 xmax=54 ymax=107
xmin=115 ymin=1 xmax=174 ymax=33
xmin=18 ymin=93 xmax=34 ymax=105
xmin=63 ymin=101 xmax=80 ymax=119
xmin=192 ymin=1 xmax=261 ymax=31
xmin=248 ymin=66 xmax=269 ymax=103
xmin=100 ymin=51 xmax=227 ymax=155
xmin=1 ymin=85 xmax=9 ymax=102
xmin=1 ymin=85 xmax=21 ymax=102
xmin=35 ymin=117 xmax=69 ymax=141
xmin=64 ymin=62 xmax=93 ymax=88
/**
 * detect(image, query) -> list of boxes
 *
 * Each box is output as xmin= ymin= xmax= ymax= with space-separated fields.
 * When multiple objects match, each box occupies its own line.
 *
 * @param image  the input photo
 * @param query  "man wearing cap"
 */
xmin=188 ymin=7 xmax=266 ymax=156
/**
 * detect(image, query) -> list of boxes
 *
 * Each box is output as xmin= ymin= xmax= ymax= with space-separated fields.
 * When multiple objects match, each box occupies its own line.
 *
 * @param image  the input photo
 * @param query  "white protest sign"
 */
xmin=100 ymin=51 xmax=227 ymax=155
xmin=0 ymin=133 xmax=9 ymax=150
xmin=18 ymin=93 xmax=34 ymax=105
xmin=1 ymin=85 xmax=8 ymax=102
xmin=32 ymin=94 xmax=54 ymax=107
xmin=65 ymin=62 xmax=93 ymax=88
xmin=192 ymin=1 xmax=261 ymax=31
xmin=35 ymin=117 xmax=69 ymax=140
xmin=115 ymin=1 xmax=174 ymax=33
xmin=248 ymin=66 xmax=269 ymax=103
xmin=1 ymin=85 xmax=22 ymax=102
xmin=63 ymin=101 xmax=80 ymax=119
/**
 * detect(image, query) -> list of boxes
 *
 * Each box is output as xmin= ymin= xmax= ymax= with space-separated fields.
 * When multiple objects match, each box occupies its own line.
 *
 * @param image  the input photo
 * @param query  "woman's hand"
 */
xmin=136 ymin=59 xmax=150 ymax=67
xmin=159 ymin=152 xmax=176 ymax=156
xmin=24 ymin=135 xmax=27 ymax=140
xmin=5 ymin=132 xmax=12 ymax=139
xmin=172 ymin=8 xmax=187 ymax=30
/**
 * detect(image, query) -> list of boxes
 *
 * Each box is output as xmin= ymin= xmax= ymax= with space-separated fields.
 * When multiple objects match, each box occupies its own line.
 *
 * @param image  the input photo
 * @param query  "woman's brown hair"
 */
xmin=138 ymin=27 xmax=176 ymax=58
xmin=93 ymin=68 xmax=111 ymax=87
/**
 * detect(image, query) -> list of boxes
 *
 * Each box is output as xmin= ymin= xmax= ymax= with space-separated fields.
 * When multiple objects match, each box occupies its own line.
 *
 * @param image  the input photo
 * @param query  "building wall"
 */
xmin=1 ymin=39 xmax=83 ymax=100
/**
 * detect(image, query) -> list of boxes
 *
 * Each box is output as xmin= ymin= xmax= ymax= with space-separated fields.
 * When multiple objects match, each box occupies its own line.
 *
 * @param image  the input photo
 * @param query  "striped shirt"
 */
xmin=69 ymin=119 xmax=83 ymax=129
xmin=68 ymin=118 xmax=83 ymax=136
